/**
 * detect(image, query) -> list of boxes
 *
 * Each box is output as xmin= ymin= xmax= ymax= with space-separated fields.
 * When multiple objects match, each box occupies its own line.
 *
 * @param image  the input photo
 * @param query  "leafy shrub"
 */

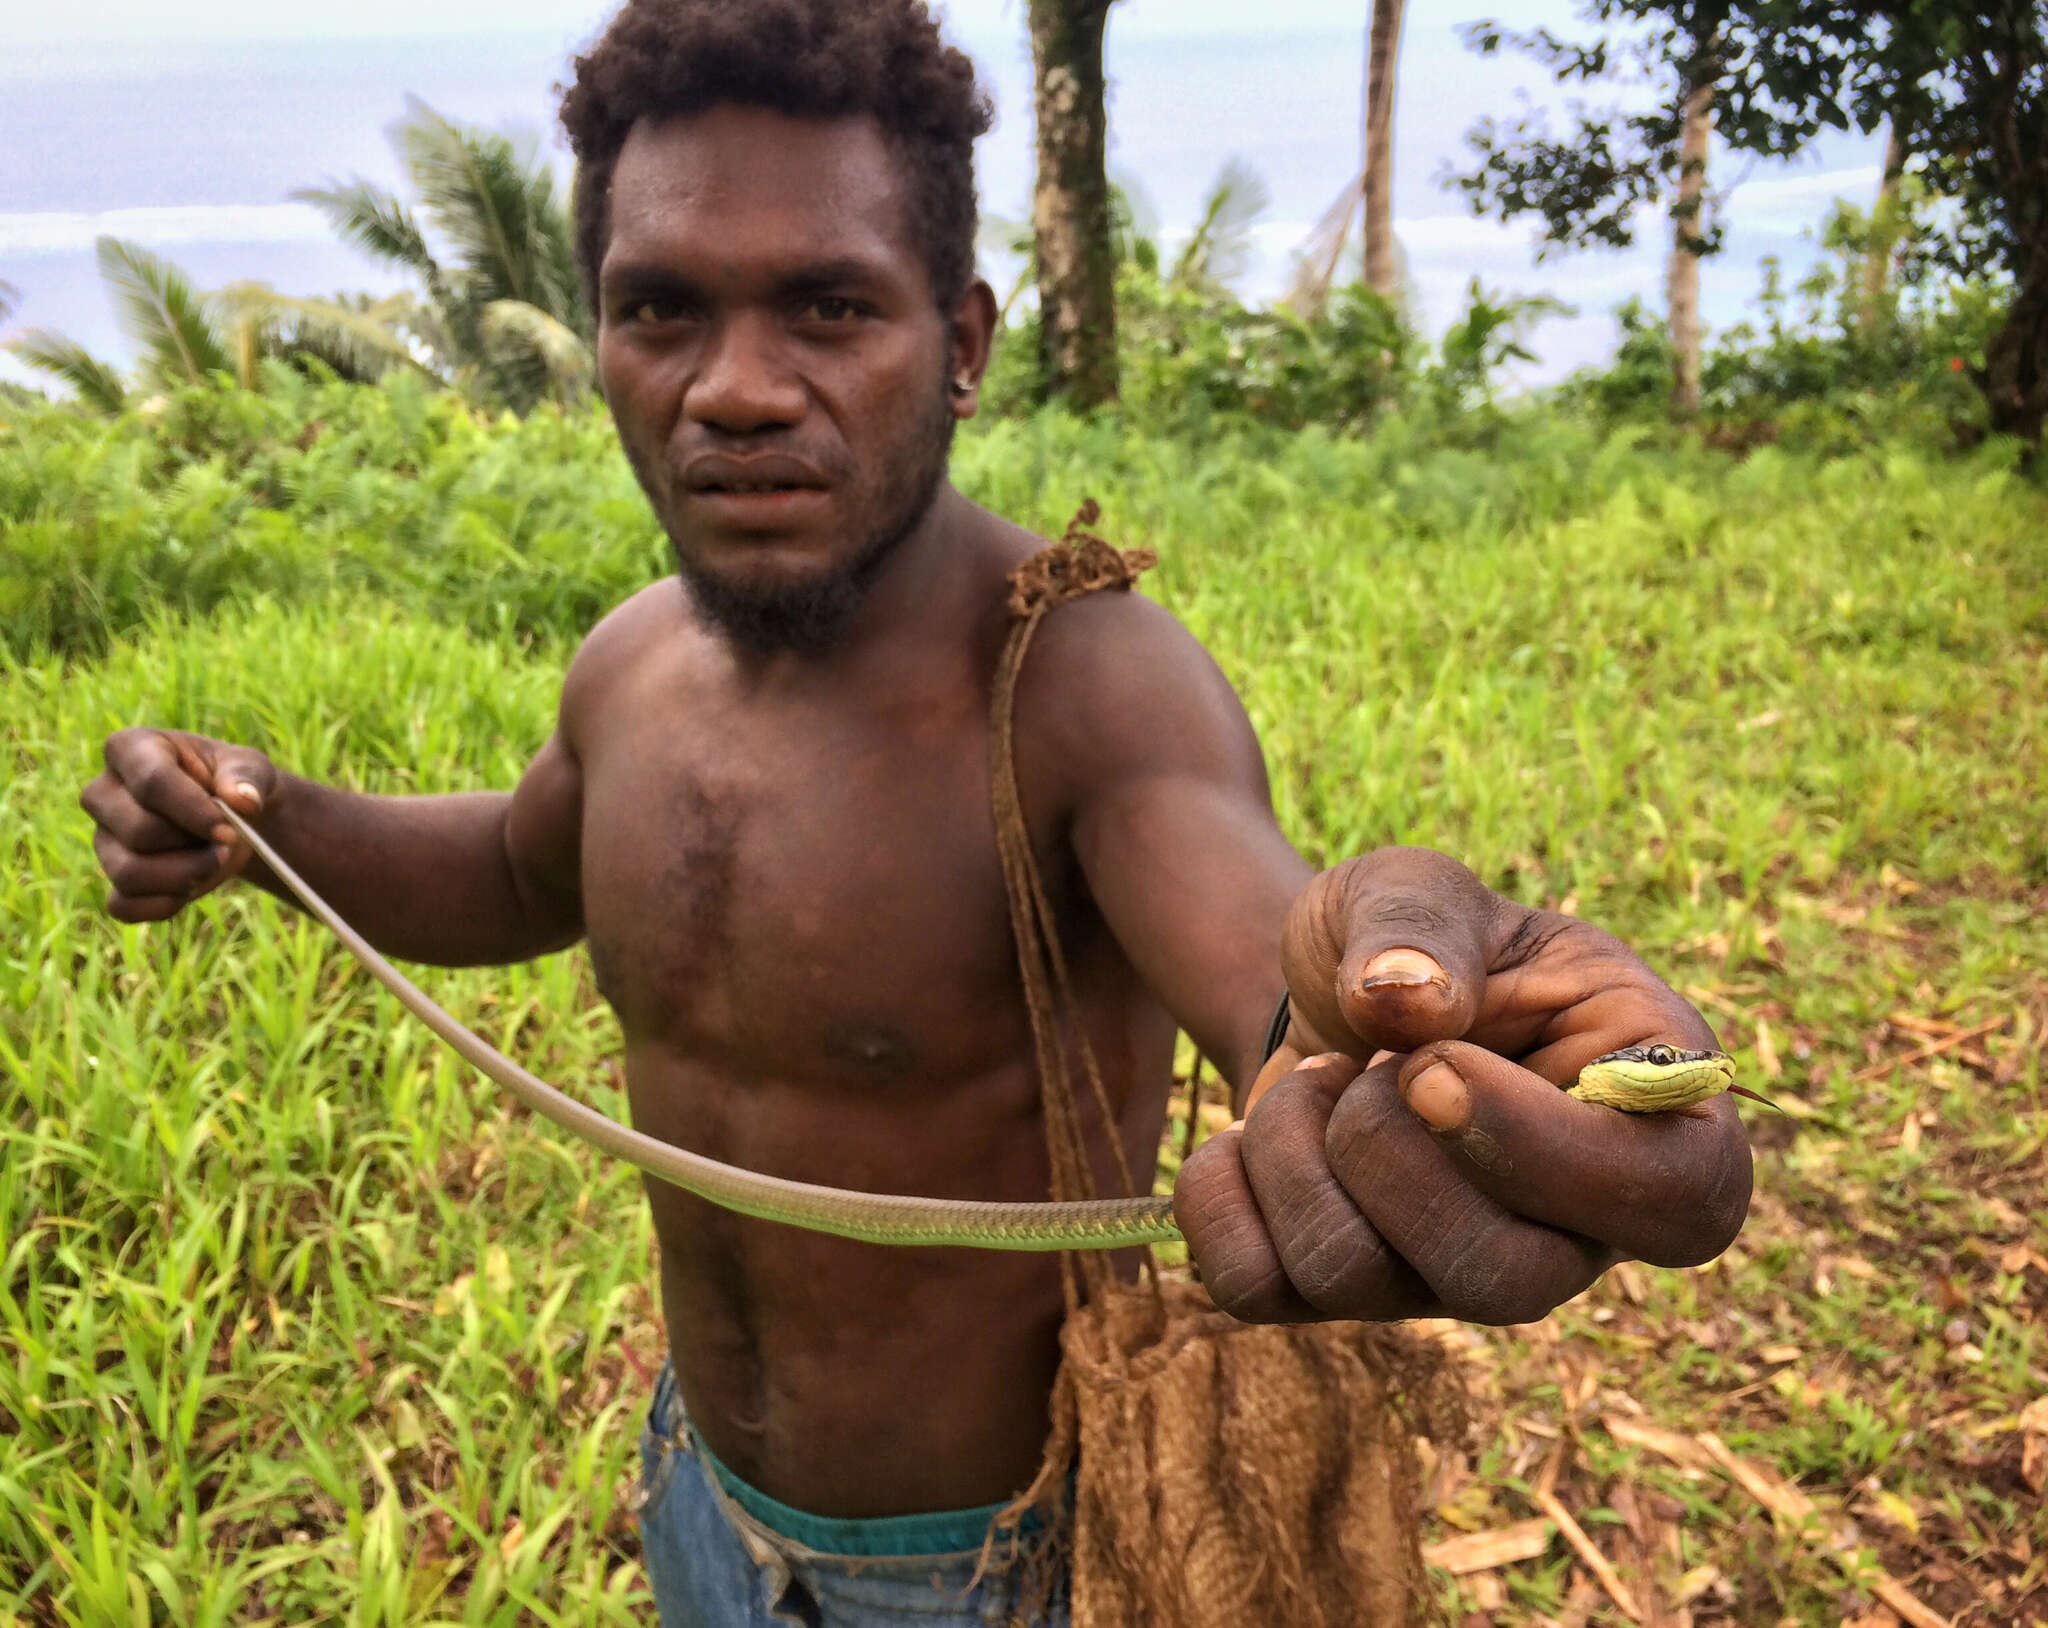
xmin=1559 ymin=189 xmax=2014 ymax=453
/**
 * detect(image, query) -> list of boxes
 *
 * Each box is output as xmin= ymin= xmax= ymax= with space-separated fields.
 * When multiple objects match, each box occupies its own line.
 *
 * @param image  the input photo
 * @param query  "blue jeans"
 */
xmin=637 ymin=1358 xmax=1071 ymax=1627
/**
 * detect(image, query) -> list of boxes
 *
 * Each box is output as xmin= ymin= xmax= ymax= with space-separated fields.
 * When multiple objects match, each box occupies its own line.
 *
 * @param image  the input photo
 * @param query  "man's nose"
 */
xmin=683 ymin=314 xmax=806 ymax=432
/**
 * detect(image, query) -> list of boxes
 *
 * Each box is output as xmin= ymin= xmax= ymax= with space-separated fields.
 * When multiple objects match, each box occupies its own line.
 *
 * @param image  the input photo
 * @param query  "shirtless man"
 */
xmin=79 ymin=3 xmax=1751 ymax=1623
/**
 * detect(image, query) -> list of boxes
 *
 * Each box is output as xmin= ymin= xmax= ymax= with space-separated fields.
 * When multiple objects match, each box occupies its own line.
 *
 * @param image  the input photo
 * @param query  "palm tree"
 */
xmin=295 ymin=97 xmax=592 ymax=410
xmin=4 ymin=238 xmax=420 ymax=412
xmin=1362 ymin=0 xmax=1407 ymax=300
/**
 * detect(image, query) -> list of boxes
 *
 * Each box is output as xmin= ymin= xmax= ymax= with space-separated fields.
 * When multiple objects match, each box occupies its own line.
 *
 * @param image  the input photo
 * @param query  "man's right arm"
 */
xmin=82 ymin=712 xmax=585 ymax=969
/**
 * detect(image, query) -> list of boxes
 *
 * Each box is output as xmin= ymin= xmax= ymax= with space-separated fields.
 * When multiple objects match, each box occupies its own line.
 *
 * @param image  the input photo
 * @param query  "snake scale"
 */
xmin=215 ymin=802 xmax=1747 ymax=1253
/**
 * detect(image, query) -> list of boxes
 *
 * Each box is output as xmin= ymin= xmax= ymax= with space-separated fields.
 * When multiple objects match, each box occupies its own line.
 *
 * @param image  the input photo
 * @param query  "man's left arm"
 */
xmin=1039 ymin=594 xmax=1752 ymax=1326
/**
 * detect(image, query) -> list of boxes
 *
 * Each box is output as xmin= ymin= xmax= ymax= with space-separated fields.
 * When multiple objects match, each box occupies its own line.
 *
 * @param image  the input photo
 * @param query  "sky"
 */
xmin=0 ymin=0 xmax=1888 ymax=392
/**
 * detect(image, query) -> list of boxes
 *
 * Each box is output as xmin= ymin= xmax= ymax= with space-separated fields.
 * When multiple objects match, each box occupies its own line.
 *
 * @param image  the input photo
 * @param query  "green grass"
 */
xmin=4 ymin=389 xmax=2046 ymax=1625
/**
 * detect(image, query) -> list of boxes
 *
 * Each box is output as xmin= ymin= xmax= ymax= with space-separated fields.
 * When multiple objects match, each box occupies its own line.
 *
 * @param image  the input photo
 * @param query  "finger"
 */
xmin=1239 ymin=1056 xmax=1438 ymax=1319
xmin=1174 ymin=1125 xmax=1323 ymax=1323
xmin=1399 ymin=1041 xmax=1753 ymax=1268
xmin=1246 ymin=999 xmax=1353 ymax=1115
xmin=1326 ymin=1062 xmax=1613 ymax=1325
xmin=93 ymin=828 xmax=230 ymax=901
xmin=1283 ymin=847 xmax=1516 ymax=1058
xmin=103 ymin=730 xmax=235 ymax=846
xmin=107 ymin=891 xmax=191 ymax=924
xmin=1469 ymin=912 xmax=1719 ymax=1067
xmin=1246 ymin=1040 xmax=1306 ymax=1115
xmin=79 ymin=774 xmax=212 ymax=856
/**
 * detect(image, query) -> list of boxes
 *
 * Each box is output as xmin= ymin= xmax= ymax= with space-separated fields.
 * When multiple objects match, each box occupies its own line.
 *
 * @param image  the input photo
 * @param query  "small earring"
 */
xmin=951 ymin=377 xmax=974 ymax=396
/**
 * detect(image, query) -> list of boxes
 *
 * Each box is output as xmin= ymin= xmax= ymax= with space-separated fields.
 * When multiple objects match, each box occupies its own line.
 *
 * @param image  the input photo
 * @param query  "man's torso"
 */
xmin=568 ymin=522 xmax=1176 ymax=1516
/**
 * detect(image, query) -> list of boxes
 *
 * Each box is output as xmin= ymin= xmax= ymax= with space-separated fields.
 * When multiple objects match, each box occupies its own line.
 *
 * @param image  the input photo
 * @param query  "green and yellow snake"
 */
xmin=217 ymin=804 xmax=1748 ymax=1253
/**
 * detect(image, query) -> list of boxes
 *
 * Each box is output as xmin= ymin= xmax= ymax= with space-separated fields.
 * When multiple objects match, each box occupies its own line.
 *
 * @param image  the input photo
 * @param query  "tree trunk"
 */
xmin=1029 ymin=0 xmax=1118 ymax=408
xmin=1979 ymin=273 xmax=2048 ymax=445
xmin=1859 ymin=122 xmax=1906 ymax=337
xmin=1362 ymin=0 xmax=1406 ymax=301
xmin=1667 ymin=66 xmax=1715 ymax=420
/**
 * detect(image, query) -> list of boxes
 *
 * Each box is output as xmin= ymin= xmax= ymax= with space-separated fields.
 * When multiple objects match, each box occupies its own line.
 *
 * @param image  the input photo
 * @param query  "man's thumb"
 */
xmin=210 ymin=757 xmax=275 ymax=818
xmin=1325 ymin=848 xmax=1499 ymax=1053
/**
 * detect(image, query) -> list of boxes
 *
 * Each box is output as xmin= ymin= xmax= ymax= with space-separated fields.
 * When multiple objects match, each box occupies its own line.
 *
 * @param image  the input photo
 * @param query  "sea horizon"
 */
xmin=2 ymin=20 xmax=1887 ymax=392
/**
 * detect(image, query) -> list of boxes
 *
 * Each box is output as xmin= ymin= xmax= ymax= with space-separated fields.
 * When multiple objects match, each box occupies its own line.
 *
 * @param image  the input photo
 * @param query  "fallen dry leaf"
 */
xmin=1756 ymin=1018 xmax=1783 ymax=1079
xmin=1533 ymin=1487 xmax=1641 ymax=1623
xmin=1423 ymin=1518 xmax=1556 ymax=1575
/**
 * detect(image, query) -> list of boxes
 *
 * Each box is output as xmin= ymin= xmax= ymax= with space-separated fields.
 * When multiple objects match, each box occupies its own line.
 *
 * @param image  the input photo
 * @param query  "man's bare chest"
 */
xmin=575 ymin=689 xmax=1028 ymax=1082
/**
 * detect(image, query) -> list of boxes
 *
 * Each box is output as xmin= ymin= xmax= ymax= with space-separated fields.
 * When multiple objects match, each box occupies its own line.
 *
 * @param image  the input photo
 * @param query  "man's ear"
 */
xmin=945 ymin=278 xmax=1000 ymax=419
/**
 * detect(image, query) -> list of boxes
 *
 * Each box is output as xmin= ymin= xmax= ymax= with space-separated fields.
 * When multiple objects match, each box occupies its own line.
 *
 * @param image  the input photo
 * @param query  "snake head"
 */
xmin=1591 ymin=1044 xmax=1732 ymax=1072
xmin=1584 ymin=1045 xmax=1786 ymax=1114
xmin=1575 ymin=1045 xmax=1739 ymax=1112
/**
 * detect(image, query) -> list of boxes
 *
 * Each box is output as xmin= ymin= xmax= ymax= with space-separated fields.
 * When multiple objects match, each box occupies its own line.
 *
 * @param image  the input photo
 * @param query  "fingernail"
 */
xmin=1361 ymin=948 xmax=1446 ymax=989
xmin=214 ymin=843 xmax=234 ymax=869
xmin=1299 ymin=1052 xmax=1348 ymax=1070
xmin=1404 ymin=1060 xmax=1470 ymax=1131
xmin=234 ymin=781 xmax=262 ymax=814
xmin=211 ymin=824 xmax=236 ymax=846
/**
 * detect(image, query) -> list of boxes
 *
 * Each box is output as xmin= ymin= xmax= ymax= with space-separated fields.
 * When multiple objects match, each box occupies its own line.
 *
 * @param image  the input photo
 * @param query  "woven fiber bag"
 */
xmin=983 ymin=509 xmax=1469 ymax=1628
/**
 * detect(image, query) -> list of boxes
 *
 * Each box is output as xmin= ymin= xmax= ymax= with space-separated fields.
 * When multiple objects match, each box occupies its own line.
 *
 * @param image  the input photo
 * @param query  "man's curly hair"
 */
xmin=559 ymin=0 xmax=993 ymax=316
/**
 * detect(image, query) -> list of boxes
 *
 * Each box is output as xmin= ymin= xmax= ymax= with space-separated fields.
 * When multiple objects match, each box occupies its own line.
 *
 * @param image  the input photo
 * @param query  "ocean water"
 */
xmin=1 ymin=19 xmax=1884 ymax=389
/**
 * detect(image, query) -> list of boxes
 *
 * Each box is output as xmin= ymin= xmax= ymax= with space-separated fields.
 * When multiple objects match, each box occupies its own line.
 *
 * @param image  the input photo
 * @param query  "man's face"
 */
xmin=596 ymin=107 xmax=980 ymax=654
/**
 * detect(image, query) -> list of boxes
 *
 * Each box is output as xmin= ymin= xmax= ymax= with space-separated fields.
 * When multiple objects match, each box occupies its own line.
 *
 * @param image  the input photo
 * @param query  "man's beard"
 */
xmin=664 ymin=396 xmax=956 ymax=659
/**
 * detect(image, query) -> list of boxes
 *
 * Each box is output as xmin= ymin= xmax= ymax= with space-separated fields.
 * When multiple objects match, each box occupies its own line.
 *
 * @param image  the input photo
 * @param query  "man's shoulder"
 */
xmin=558 ymin=579 xmax=689 ymax=735
xmin=1005 ymin=555 xmax=1261 ymax=799
xmin=1015 ymin=568 xmax=1223 ymax=712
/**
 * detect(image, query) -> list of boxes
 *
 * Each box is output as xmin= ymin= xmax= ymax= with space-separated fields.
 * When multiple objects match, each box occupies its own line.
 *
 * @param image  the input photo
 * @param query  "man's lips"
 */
xmin=681 ymin=453 xmax=829 ymax=496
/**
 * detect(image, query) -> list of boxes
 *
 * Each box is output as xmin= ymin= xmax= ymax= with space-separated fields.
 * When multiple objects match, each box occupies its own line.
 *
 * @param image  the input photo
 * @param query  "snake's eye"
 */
xmin=1648 ymin=1045 xmax=1674 ymax=1065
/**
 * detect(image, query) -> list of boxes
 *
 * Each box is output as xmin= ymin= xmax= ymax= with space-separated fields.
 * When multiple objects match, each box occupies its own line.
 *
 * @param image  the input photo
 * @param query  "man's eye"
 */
xmin=622 ymin=299 xmax=688 ymax=325
xmin=800 ymin=297 xmax=862 ymax=323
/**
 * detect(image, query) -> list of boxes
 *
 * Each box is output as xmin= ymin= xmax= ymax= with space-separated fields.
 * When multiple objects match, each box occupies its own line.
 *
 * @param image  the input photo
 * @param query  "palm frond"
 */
xmin=93 ymin=237 xmax=233 ymax=387
xmin=397 ymin=98 xmax=548 ymax=311
xmin=292 ymin=180 xmax=445 ymax=289
xmin=1173 ymin=157 xmax=1273 ymax=294
xmin=6 ymin=328 xmax=129 ymax=413
xmin=1109 ymin=168 xmax=1162 ymax=271
xmin=214 ymin=285 xmax=428 ymax=384
xmin=1283 ymin=174 xmax=1365 ymax=323
xmin=479 ymin=298 xmax=594 ymax=404
xmin=0 ymin=280 xmax=18 ymax=324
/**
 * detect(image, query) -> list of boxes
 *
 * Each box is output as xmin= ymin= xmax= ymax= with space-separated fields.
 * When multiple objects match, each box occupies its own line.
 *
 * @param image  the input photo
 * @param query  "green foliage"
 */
xmin=0 ymin=368 xmax=665 ymax=660
xmin=5 ymin=397 xmax=2045 ymax=1618
xmin=1559 ymin=197 xmax=2015 ymax=445
xmin=986 ymin=261 xmax=1566 ymax=436
xmin=1112 ymin=270 xmax=1416 ymax=433
xmin=1455 ymin=1 xmax=2048 ymax=438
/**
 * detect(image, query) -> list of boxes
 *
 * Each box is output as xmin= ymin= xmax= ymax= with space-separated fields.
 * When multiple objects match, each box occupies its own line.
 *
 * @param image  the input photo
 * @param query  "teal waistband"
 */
xmin=697 ymin=1438 xmax=1031 ymax=1558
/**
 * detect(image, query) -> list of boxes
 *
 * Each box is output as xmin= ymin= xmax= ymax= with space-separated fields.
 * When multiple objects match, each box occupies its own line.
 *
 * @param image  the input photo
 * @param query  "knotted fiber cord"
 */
xmin=987 ymin=501 xmax=1161 ymax=1313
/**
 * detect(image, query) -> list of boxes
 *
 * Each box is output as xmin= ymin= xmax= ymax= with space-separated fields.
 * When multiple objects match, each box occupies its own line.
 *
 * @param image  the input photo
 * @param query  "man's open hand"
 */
xmin=1174 ymin=847 xmax=1753 ymax=1325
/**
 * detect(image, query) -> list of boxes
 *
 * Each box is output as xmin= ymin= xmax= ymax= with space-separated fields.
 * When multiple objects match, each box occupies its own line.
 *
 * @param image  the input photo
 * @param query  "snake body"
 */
xmin=217 ymin=804 xmax=1741 ymax=1253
